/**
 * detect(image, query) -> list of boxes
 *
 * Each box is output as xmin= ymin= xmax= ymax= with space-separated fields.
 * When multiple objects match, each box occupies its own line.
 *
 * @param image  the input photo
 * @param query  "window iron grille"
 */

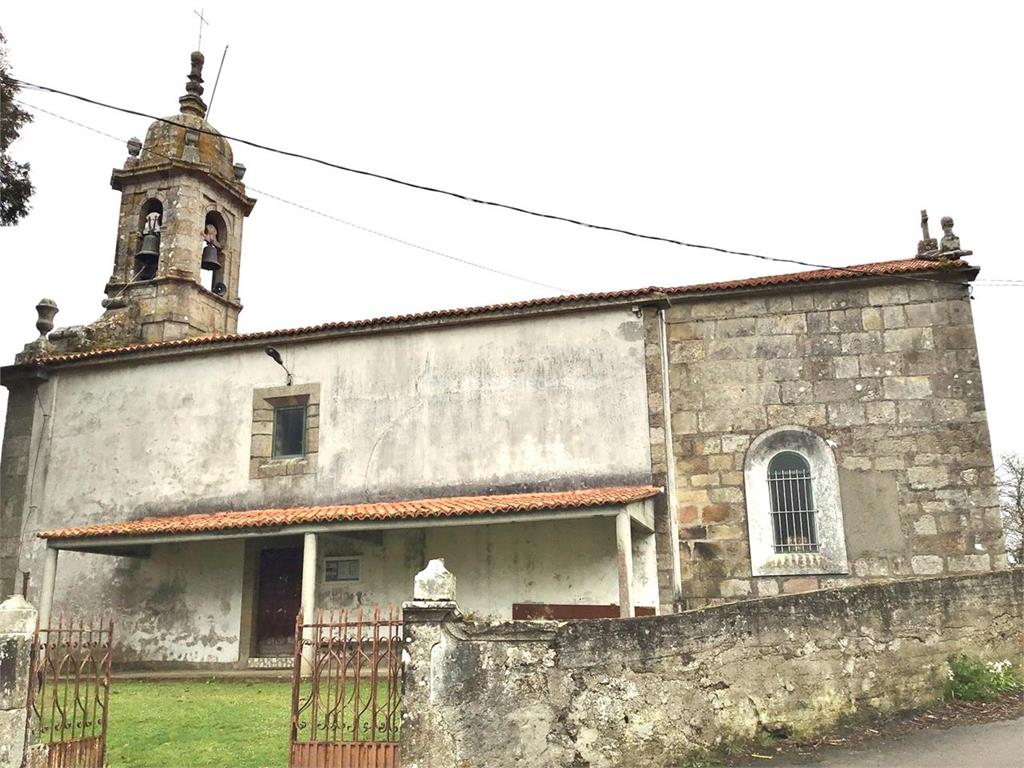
xmin=767 ymin=452 xmax=820 ymax=554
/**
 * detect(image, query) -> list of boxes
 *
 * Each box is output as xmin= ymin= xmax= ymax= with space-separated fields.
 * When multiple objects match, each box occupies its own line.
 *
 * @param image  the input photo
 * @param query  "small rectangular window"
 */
xmin=272 ymin=404 xmax=306 ymax=458
xmin=324 ymin=557 xmax=360 ymax=583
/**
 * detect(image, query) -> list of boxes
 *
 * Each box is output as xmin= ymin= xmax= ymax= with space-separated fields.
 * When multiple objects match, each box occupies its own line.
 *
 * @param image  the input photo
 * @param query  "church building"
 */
xmin=1 ymin=53 xmax=1007 ymax=668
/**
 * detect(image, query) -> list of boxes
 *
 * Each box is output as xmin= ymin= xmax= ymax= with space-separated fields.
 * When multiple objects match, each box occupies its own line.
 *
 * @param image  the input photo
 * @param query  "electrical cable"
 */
xmin=13 ymin=86 xmax=1022 ymax=292
xmin=14 ymin=78 xmax=1012 ymax=291
xmin=14 ymin=98 xmax=568 ymax=293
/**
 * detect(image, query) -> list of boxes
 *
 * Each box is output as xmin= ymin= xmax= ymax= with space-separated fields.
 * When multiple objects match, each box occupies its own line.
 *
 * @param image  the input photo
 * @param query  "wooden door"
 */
xmin=255 ymin=547 xmax=303 ymax=657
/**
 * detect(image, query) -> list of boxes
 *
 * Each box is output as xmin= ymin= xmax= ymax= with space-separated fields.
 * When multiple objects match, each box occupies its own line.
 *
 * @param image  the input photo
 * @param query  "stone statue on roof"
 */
xmin=939 ymin=216 xmax=960 ymax=254
xmin=917 ymin=210 xmax=971 ymax=261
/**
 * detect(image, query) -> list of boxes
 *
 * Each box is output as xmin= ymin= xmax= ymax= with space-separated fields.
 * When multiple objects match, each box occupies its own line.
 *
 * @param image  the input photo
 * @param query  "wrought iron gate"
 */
xmin=290 ymin=607 xmax=403 ymax=768
xmin=25 ymin=617 xmax=113 ymax=768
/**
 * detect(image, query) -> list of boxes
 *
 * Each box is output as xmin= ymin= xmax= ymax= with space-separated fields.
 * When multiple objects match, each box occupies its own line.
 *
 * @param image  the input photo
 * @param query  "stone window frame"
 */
xmin=744 ymin=425 xmax=850 ymax=577
xmin=251 ymin=383 xmax=320 ymax=479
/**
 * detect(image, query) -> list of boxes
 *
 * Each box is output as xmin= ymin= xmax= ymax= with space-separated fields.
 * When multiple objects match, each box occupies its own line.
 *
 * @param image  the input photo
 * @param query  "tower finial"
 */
xmin=179 ymin=51 xmax=208 ymax=118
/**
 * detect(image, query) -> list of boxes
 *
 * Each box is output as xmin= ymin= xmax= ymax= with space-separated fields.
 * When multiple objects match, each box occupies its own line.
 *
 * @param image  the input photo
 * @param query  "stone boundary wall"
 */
xmin=401 ymin=570 xmax=1024 ymax=768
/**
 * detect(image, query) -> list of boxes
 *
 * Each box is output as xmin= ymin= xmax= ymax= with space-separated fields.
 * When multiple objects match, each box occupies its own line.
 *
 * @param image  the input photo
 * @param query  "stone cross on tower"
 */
xmin=193 ymin=8 xmax=209 ymax=51
xmin=917 ymin=209 xmax=938 ymax=257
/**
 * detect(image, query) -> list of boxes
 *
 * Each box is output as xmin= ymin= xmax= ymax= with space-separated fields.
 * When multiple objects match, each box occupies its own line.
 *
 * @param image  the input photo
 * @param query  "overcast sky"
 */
xmin=1 ymin=2 xmax=1021 ymax=464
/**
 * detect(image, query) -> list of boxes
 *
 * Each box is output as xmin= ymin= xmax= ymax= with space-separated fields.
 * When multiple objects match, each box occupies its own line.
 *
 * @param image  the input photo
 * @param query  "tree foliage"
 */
xmin=1 ymin=29 xmax=34 ymax=226
xmin=997 ymin=453 xmax=1024 ymax=566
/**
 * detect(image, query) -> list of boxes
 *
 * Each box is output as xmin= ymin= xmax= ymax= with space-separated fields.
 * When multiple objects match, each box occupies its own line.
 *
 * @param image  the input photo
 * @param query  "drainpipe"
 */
xmin=656 ymin=305 xmax=683 ymax=606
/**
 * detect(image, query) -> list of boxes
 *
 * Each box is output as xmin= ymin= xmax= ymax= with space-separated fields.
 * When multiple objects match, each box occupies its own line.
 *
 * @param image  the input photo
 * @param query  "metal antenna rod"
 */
xmin=207 ymin=44 xmax=229 ymax=119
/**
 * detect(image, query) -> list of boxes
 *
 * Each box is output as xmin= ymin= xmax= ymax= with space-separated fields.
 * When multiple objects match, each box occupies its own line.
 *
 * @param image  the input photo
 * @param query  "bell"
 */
xmin=136 ymin=232 xmax=160 ymax=266
xmin=201 ymin=243 xmax=222 ymax=271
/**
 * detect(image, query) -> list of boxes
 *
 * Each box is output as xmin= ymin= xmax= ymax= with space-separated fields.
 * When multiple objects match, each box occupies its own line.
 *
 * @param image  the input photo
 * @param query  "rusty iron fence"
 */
xmin=290 ymin=607 xmax=403 ymax=768
xmin=25 ymin=616 xmax=113 ymax=768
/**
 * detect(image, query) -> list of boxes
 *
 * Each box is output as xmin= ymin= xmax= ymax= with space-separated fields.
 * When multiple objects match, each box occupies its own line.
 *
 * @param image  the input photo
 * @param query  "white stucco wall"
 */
xmin=51 ymin=539 xmax=244 ymax=663
xmin=317 ymin=515 xmax=660 ymax=620
xmin=21 ymin=308 xmax=653 ymax=652
xmin=30 ymin=309 xmax=649 ymax=526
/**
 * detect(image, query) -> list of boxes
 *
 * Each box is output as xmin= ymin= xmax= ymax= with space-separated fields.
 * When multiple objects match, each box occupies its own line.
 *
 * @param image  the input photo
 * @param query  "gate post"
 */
xmin=0 ymin=595 xmax=37 ymax=768
xmin=401 ymin=560 xmax=462 ymax=768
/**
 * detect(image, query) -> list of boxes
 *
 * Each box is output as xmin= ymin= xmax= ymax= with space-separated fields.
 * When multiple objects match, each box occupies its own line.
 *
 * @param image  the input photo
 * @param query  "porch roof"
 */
xmin=38 ymin=485 xmax=660 ymax=546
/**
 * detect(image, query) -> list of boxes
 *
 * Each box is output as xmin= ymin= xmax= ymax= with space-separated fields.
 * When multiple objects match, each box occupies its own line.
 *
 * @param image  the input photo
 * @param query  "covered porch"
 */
xmin=35 ymin=486 xmax=662 ymax=667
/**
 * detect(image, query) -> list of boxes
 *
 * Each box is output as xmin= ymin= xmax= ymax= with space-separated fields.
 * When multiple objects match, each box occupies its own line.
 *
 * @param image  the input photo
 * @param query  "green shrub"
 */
xmin=944 ymin=655 xmax=1023 ymax=702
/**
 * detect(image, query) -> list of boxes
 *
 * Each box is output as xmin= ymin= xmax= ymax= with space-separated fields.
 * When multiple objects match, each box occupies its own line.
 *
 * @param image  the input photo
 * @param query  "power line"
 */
xmin=16 ymin=84 xmax=1023 ymax=292
xmin=11 ymin=78 xmax=989 ymax=290
xmin=15 ymin=98 xmax=568 ymax=293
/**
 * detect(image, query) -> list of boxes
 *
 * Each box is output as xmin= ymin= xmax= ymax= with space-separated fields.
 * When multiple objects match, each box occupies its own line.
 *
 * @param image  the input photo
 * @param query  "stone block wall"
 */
xmin=661 ymin=277 xmax=1006 ymax=605
xmin=0 ymin=596 xmax=37 ymax=768
xmin=401 ymin=570 xmax=1024 ymax=768
xmin=0 ymin=377 xmax=42 ymax=599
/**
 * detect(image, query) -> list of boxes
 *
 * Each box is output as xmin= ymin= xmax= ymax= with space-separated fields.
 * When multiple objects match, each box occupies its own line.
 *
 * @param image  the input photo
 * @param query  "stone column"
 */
xmin=616 ymin=511 xmax=635 ymax=618
xmin=401 ymin=559 xmax=462 ymax=768
xmin=0 ymin=596 xmax=37 ymax=768
xmin=300 ymin=533 xmax=317 ymax=674
xmin=38 ymin=548 xmax=58 ymax=630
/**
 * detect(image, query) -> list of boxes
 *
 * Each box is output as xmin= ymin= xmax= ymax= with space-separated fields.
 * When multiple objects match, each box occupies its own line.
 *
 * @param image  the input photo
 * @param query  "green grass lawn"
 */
xmin=106 ymin=680 xmax=293 ymax=768
xmin=104 ymin=678 xmax=400 ymax=767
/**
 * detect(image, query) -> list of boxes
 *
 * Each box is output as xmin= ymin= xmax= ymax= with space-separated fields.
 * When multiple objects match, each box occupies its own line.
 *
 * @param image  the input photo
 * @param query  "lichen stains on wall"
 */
xmin=402 ymin=571 xmax=1024 ymax=768
xmin=49 ymin=540 xmax=243 ymax=664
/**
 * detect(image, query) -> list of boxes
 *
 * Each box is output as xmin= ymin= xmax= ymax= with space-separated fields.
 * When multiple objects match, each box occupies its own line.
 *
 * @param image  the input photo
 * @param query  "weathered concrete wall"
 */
xmin=317 ymin=516 xmax=658 ymax=621
xmin=15 ymin=308 xmax=651 ymax=650
xmin=663 ymin=279 xmax=1006 ymax=604
xmin=401 ymin=570 xmax=1024 ymax=768
xmin=50 ymin=540 xmax=244 ymax=663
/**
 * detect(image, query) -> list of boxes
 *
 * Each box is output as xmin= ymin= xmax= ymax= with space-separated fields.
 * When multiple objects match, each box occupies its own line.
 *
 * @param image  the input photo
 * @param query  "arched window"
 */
xmin=202 ymin=211 xmax=228 ymax=294
xmin=767 ymin=451 xmax=819 ymax=553
xmin=744 ymin=426 xmax=849 ymax=576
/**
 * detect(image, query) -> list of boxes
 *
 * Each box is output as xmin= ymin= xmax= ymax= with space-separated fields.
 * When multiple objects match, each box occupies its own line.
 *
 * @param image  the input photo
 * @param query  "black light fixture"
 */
xmin=265 ymin=346 xmax=294 ymax=386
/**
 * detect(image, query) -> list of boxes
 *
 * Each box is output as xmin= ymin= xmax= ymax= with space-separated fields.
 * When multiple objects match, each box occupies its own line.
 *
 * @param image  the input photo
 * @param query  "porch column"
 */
xmin=300 ymin=533 xmax=317 ymax=674
xmin=38 ymin=547 xmax=59 ymax=629
xmin=616 ymin=511 xmax=634 ymax=618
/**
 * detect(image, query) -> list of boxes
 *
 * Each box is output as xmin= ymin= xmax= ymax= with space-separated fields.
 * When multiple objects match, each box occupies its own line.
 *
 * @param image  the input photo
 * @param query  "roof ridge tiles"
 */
xmin=21 ymin=258 xmax=970 ymax=366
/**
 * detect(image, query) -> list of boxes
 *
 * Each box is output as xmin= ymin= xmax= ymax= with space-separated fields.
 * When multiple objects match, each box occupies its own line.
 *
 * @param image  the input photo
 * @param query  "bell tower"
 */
xmin=104 ymin=51 xmax=256 ymax=343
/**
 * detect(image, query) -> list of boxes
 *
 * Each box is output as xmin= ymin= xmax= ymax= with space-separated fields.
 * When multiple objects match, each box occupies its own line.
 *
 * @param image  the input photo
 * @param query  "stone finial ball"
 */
xmin=941 ymin=216 xmax=954 ymax=229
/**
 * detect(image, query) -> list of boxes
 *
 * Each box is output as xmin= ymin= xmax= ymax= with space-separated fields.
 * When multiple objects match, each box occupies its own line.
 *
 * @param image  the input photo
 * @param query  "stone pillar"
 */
xmin=0 ymin=596 xmax=37 ymax=768
xmin=38 ymin=548 xmax=58 ymax=631
xmin=300 ymin=533 xmax=317 ymax=674
xmin=616 ymin=511 xmax=635 ymax=618
xmin=0 ymin=367 xmax=48 ymax=600
xmin=401 ymin=560 xmax=462 ymax=768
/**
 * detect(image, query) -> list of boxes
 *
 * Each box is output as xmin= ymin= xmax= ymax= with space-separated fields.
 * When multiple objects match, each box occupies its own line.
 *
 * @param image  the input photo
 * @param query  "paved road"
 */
xmin=737 ymin=716 xmax=1024 ymax=768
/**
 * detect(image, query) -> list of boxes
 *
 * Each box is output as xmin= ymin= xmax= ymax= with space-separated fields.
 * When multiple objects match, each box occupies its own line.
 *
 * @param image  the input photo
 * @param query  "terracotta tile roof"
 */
xmin=29 ymin=258 xmax=970 ymax=365
xmin=38 ymin=485 xmax=662 ymax=541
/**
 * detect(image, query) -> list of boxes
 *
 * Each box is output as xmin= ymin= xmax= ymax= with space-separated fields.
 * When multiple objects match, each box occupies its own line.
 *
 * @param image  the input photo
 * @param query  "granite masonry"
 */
xmin=401 ymin=569 xmax=1024 ymax=768
xmin=659 ymin=272 xmax=1006 ymax=607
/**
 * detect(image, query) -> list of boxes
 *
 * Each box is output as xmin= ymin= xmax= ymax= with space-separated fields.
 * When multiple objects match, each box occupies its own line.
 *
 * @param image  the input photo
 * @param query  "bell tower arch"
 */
xmin=104 ymin=51 xmax=256 ymax=343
